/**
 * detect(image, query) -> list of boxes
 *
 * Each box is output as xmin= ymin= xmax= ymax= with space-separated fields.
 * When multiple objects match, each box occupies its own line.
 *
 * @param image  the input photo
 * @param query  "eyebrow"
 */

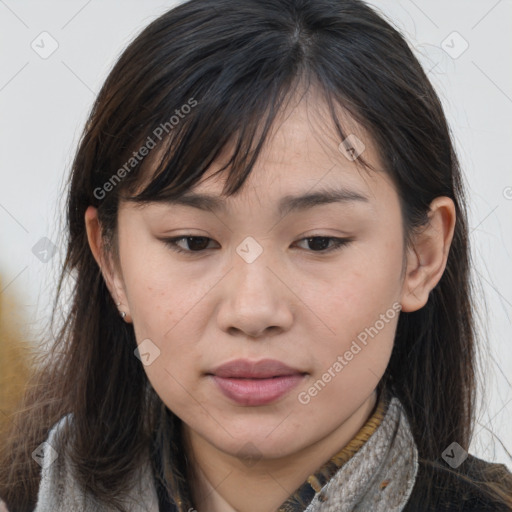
xmin=158 ymin=186 xmax=370 ymax=216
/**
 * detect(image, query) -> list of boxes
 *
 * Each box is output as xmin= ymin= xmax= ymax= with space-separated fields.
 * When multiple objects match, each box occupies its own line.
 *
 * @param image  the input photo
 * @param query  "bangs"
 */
xmin=116 ymin=73 xmax=374 ymax=210
xmin=84 ymin=0 xmax=409 ymax=217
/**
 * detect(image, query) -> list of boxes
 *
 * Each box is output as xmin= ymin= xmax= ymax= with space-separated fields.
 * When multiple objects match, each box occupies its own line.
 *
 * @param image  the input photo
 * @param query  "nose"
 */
xmin=215 ymin=246 xmax=294 ymax=339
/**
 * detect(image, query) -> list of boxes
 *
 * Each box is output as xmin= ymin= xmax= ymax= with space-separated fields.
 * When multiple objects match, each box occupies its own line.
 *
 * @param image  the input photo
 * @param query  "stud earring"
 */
xmin=116 ymin=301 xmax=127 ymax=320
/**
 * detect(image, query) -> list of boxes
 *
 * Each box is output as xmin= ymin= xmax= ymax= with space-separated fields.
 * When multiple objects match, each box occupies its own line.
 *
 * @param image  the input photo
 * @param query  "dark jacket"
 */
xmin=402 ymin=454 xmax=512 ymax=511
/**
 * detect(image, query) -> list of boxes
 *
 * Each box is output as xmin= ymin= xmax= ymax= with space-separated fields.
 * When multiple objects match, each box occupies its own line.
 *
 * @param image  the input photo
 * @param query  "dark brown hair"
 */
xmin=1 ymin=0 xmax=511 ymax=510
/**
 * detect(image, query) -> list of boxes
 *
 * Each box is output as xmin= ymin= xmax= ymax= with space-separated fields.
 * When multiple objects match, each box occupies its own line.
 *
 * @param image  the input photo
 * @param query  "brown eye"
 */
xmin=295 ymin=237 xmax=352 ymax=253
xmin=162 ymin=236 xmax=217 ymax=253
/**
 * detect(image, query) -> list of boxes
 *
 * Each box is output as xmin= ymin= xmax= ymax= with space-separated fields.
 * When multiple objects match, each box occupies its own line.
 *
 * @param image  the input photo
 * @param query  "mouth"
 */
xmin=207 ymin=358 xmax=307 ymax=406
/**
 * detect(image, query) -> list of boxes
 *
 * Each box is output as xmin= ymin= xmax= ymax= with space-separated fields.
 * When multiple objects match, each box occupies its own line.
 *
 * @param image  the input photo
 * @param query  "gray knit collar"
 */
xmin=303 ymin=395 xmax=419 ymax=512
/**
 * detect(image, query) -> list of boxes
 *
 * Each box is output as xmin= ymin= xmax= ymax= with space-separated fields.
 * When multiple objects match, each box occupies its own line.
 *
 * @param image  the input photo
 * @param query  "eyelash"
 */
xmin=160 ymin=235 xmax=352 ymax=255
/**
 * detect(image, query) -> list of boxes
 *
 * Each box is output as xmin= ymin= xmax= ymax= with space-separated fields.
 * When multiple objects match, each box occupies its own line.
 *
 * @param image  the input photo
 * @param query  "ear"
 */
xmin=400 ymin=196 xmax=456 ymax=313
xmin=84 ymin=206 xmax=132 ymax=322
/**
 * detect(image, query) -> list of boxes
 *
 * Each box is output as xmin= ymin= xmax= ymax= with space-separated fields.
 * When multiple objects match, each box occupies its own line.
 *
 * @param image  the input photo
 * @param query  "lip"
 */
xmin=208 ymin=358 xmax=306 ymax=406
xmin=210 ymin=358 xmax=303 ymax=378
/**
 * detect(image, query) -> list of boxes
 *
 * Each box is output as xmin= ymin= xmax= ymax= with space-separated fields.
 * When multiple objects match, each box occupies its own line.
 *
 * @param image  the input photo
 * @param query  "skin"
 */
xmin=85 ymin=88 xmax=456 ymax=512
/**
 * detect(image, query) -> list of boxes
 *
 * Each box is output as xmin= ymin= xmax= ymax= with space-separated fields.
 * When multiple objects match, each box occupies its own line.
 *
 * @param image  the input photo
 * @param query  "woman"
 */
xmin=1 ymin=0 xmax=511 ymax=510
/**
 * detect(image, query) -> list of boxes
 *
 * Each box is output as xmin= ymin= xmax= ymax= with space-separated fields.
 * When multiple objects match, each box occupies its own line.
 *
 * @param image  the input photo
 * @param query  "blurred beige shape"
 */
xmin=0 ymin=275 xmax=32 ymax=435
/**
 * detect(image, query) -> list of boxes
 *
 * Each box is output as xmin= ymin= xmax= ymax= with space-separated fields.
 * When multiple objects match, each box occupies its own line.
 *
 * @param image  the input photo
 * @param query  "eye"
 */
xmin=160 ymin=235 xmax=352 ymax=255
xmin=161 ymin=236 xmax=218 ymax=253
xmin=294 ymin=236 xmax=352 ymax=253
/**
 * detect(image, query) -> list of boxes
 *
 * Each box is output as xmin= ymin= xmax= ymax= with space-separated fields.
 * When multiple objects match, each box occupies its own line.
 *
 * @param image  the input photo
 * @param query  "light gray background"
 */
xmin=1 ymin=0 xmax=511 ymax=470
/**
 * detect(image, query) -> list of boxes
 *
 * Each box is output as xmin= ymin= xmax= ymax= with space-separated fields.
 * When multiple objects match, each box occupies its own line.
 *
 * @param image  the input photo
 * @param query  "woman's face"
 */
xmin=104 ymin=94 xmax=411 ymax=460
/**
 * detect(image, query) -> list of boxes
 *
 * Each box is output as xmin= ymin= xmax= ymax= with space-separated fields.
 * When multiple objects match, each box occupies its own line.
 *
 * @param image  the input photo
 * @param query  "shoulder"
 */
xmin=32 ymin=415 xmax=160 ymax=512
xmin=32 ymin=414 xmax=92 ymax=511
xmin=404 ymin=453 xmax=512 ymax=511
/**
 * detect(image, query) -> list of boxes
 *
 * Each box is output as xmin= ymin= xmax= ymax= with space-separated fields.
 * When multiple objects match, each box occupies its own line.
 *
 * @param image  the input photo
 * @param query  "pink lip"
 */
xmin=211 ymin=358 xmax=302 ymax=378
xmin=208 ymin=359 xmax=306 ymax=406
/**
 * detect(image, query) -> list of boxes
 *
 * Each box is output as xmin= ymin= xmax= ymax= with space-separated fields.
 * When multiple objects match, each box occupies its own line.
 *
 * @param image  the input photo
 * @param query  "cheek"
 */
xmin=121 ymin=244 xmax=202 ymax=334
xmin=305 ymin=298 xmax=398 ymax=383
xmin=120 ymin=252 xmax=213 ymax=399
xmin=345 ymin=231 xmax=404 ymax=315
xmin=296 ymin=299 xmax=399 ymax=415
xmin=294 ymin=237 xmax=403 ymax=388
xmin=298 ymin=238 xmax=403 ymax=334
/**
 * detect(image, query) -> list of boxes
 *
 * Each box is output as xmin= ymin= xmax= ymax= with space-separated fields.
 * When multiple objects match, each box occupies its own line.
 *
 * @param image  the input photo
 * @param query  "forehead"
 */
xmin=123 ymin=88 xmax=394 ymax=216
xmin=191 ymin=93 xmax=386 ymax=204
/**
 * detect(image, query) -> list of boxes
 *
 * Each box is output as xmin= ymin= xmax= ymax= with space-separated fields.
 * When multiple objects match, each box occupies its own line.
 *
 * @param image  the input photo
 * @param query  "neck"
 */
xmin=183 ymin=390 xmax=377 ymax=512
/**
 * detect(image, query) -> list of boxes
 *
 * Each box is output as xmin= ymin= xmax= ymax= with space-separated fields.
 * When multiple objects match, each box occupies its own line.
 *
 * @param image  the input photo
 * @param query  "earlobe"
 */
xmin=84 ymin=206 xmax=132 ymax=323
xmin=400 ymin=196 xmax=456 ymax=313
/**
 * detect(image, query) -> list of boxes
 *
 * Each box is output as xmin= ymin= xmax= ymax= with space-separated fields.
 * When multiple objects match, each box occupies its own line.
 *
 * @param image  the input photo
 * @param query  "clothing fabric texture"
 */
xmin=32 ymin=386 xmax=418 ymax=511
xmin=21 ymin=386 xmax=511 ymax=512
